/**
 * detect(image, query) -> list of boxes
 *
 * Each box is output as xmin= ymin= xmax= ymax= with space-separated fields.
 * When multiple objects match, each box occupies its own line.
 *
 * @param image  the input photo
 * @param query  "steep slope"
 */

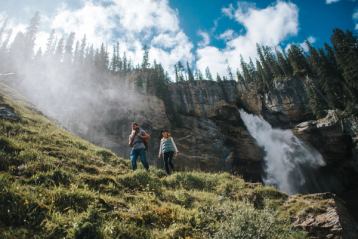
xmin=0 ymin=83 xmax=357 ymax=239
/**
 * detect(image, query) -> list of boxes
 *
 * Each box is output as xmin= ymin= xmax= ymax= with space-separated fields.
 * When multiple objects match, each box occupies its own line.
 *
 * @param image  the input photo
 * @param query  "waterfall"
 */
xmin=239 ymin=109 xmax=326 ymax=194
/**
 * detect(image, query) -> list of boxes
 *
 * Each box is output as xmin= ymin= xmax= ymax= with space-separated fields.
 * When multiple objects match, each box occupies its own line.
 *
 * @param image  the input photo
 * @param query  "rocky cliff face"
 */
xmin=293 ymin=110 xmax=358 ymax=222
xmin=239 ymin=77 xmax=313 ymax=128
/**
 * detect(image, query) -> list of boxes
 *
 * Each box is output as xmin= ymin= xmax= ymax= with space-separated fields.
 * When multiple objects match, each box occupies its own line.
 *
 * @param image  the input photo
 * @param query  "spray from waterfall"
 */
xmin=239 ymin=109 xmax=326 ymax=194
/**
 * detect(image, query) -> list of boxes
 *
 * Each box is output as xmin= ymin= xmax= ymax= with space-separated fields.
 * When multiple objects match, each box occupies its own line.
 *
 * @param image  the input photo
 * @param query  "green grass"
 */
xmin=0 ymin=84 xmax=315 ymax=238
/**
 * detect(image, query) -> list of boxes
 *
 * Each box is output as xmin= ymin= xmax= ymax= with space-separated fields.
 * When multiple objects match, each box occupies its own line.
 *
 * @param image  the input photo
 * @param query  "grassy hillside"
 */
xmin=0 ymin=83 xmax=313 ymax=238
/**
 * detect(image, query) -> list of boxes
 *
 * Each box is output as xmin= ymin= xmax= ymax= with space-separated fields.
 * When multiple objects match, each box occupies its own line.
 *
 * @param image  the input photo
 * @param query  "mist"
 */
xmin=0 ymin=26 xmax=170 ymax=160
xmin=239 ymin=109 xmax=327 ymax=194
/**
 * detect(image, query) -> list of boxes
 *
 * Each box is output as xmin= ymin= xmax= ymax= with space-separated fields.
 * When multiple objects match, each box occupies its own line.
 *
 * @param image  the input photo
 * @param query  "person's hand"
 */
xmin=175 ymin=152 xmax=179 ymax=157
xmin=158 ymin=154 xmax=161 ymax=159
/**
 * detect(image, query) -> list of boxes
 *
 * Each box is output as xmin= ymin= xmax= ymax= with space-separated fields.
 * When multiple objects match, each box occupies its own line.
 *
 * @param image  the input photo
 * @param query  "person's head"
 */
xmin=161 ymin=129 xmax=170 ymax=138
xmin=132 ymin=122 xmax=140 ymax=130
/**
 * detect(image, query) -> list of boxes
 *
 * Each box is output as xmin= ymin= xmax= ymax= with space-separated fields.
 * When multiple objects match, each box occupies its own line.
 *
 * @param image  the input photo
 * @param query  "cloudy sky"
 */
xmin=0 ymin=0 xmax=357 ymax=77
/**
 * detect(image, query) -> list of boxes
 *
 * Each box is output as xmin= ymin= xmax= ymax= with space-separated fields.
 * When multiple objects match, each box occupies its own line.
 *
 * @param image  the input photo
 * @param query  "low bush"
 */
xmin=163 ymin=172 xmax=217 ymax=191
xmin=29 ymin=169 xmax=72 ymax=186
xmin=213 ymin=203 xmax=305 ymax=239
xmin=0 ymin=180 xmax=47 ymax=228
xmin=52 ymin=188 xmax=93 ymax=213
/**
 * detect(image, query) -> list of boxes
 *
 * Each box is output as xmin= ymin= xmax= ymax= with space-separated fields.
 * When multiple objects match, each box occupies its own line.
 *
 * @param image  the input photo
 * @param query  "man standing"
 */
xmin=128 ymin=122 xmax=150 ymax=170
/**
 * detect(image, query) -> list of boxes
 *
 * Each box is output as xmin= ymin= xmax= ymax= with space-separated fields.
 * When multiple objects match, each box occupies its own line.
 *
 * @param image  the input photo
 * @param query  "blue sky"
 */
xmin=0 ymin=0 xmax=357 ymax=76
xmin=170 ymin=0 xmax=357 ymax=49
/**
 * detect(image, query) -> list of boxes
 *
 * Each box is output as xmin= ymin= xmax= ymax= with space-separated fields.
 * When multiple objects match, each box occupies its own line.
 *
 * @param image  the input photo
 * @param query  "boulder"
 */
xmin=284 ymin=193 xmax=358 ymax=239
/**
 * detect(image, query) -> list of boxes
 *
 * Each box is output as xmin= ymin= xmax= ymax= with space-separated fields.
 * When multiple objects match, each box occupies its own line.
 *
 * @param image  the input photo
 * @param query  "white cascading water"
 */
xmin=239 ymin=109 xmax=326 ymax=195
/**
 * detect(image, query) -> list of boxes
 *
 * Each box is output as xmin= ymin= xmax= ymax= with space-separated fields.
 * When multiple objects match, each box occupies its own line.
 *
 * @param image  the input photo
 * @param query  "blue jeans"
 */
xmin=130 ymin=148 xmax=149 ymax=170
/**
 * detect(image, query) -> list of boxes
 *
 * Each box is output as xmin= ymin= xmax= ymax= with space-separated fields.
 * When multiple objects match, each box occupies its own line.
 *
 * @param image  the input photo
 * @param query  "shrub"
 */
xmin=81 ymin=174 xmax=120 ymax=193
xmin=17 ymin=149 xmax=42 ymax=162
xmin=213 ymin=203 xmax=305 ymax=239
xmin=163 ymin=172 xmax=217 ymax=191
xmin=0 ymin=181 xmax=47 ymax=228
xmin=0 ymin=136 xmax=21 ymax=153
xmin=107 ymin=222 xmax=151 ymax=239
xmin=164 ymin=190 xmax=195 ymax=208
xmin=52 ymin=189 xmax=93 ymax=213
xmin=96 ymin=149 xmax=115 ymax=162
xmin=29 ymin=169 xmax=72 ymax=186
xmin=117 ymin=170 xmax=162 ymax=193
xmin=73 ymin=209 xmax=103 ymax=239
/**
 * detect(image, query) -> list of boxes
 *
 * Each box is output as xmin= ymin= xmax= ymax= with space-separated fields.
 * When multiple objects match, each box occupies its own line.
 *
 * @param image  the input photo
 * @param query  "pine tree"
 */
xmin=141 ymin=44 xmax=150 ymax=69
xmin=324 ymin=43 xmax=337 ymax=67
xmin=24 ymin=12 xmax=40 ymax=60
xmin=122 ymin=52 xmax=128 ymax=72
xmin=248 ymin=58 xmax=257 ymax=82
xmin=34 ymin=47 xmax=42 ymax=62
xmin=305 ymin=77 xmax=326 ymax=118
xmin=323 ymin=42 xmax=354 ymax=106
xmin=174 ymin=64 xmax=179 ymax=83
xmin=186 ymin=61 xmax=194 ymax=81
xmin=205 ymin=67 xmax=213 ymax=81
xmin=55 ymin=37 xmax=64 ymax=62
xmin=276 ymin=49 xmax=293 ymax=77
xmin=176 ymin=61 xmax=185 ymax=81
xmin=116 ymin=42 xmax=122 ymax=71
xmin=256 ymin=60 xmax=267 ymax=91
xmin=45 ymin=30 xmax=55 ymax=57
xmin=195 ymin=69 xmax=204 ymax=81
xmin=73 ymin=41 xmax=80 ymax=64
xmin=256 ymin=44 xmax=273 ymax=83
xmin=331 ymin=29 xmax=358 ymax=98
xmin=64 ymin=32 xmax=75 ymax=64
xmin=240 ymin=55 xmax=252 ymax=83
xmin=0 ymin=18 xmax=8 ymax=44
xmin=287 ymin=44 xmax=311 ymax=76
xmin=227 ymin=65 xmax=234 ymax=81
xmin=0 ymin=29 xmax=12 ymax=51
xmin=236 ymin=70 xmax=245 ymax=87
xmin=10 ymin=32 xmax=26 ymax=63
xmin=94 ymin=46 xmax=109 ymax=71
xmin=262 ymin=45 xmax=283 ymax=78
xmin=306 ymin=41 xmax=330 ymax=110
xmin=110 ymin=44 xmax=117 ymax=72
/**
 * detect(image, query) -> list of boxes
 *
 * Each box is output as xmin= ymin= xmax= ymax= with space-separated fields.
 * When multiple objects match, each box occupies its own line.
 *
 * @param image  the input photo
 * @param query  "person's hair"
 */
xmin=132 ymin=122 xmax=139 ymax=126
xmin=160 ymin=129 xmax=169 ymax=139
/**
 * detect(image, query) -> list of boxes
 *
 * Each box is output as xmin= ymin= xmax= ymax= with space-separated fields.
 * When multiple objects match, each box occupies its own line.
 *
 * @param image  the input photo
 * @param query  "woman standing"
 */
xmin=158 ymin=129 xmax=179 ymax=175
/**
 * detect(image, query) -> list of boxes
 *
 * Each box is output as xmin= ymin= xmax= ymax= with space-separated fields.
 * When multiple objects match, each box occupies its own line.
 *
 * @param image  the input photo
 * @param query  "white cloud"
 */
xmin=197 ymin=1 xmax=299 ymax=76
xmin=326 ymin=0 xmax=340 ymax=4
xmin=353 ymin=9 xmax=358 ymax=30
xmin=47 ymin=0 xmax=193 ymax=78
xmin=0 ymin=0 xmax=192 ymax=78
xmin=219 ymin=29 xmax=235 ymax=41
xmin=300 ymin=36 xmax=316 ymax=52
xmin=222 ymin=4 xmax=235 ymax=18
xmin=51 ymin=1 xmax=114 ymax=47
xmin=197 ymin=30 xmax=210 ymax=47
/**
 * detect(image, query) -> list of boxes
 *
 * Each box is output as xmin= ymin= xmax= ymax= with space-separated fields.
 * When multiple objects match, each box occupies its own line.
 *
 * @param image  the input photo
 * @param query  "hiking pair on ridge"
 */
xmin=128 ymin=122 xmax=179 ymax=174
